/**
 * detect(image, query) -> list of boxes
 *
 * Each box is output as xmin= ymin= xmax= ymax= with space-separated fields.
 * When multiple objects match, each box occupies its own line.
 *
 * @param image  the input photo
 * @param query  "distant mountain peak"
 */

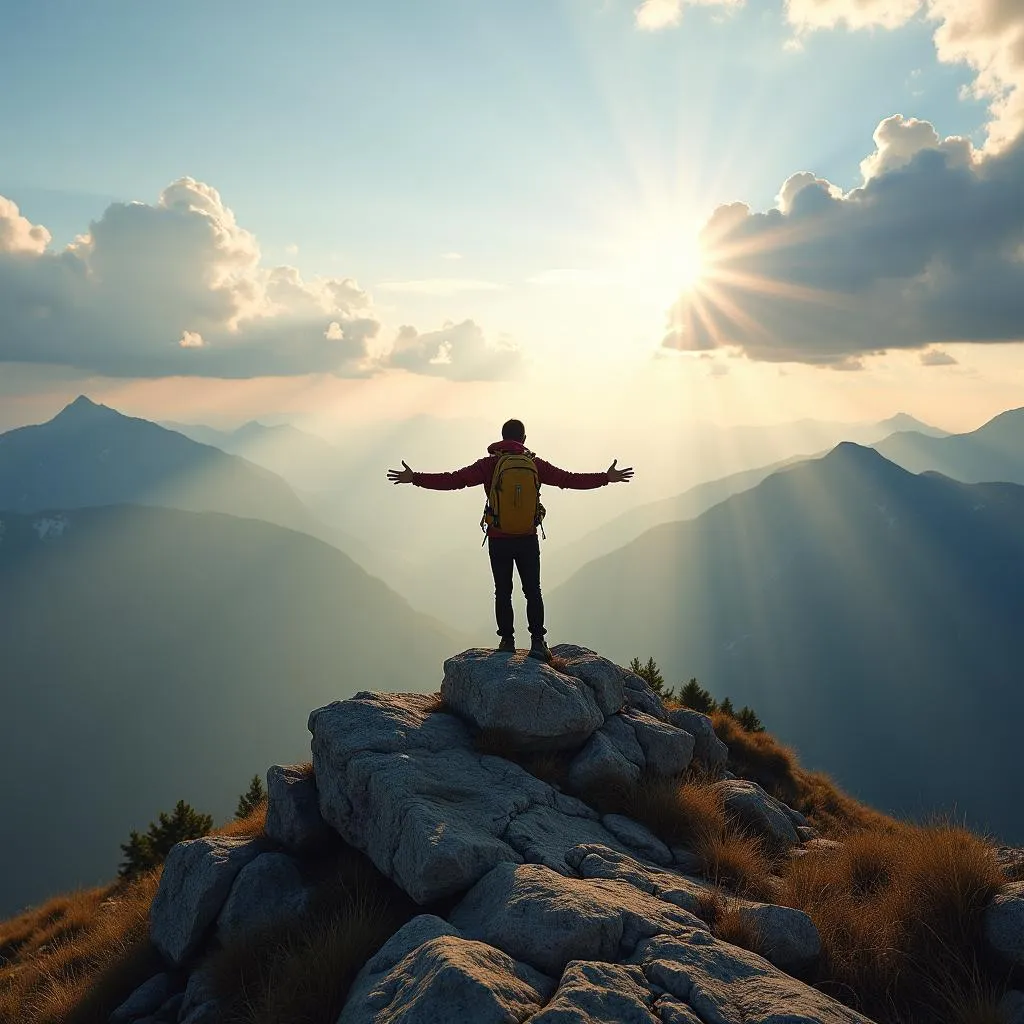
xmin=50 ymin=395 xmax=121 ymax=425
xmin=877 ymin=412 xmax=947 ymax=437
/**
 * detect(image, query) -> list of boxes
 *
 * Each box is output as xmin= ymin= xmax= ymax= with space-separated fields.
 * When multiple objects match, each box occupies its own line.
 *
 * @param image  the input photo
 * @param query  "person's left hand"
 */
xmin=607 ymin=459 xmax=634 ymax=483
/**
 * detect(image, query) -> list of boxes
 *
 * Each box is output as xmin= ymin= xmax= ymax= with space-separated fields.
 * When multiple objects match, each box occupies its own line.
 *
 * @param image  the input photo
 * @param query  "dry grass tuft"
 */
xmin=419 ymin=691 xmax=446 ymax=714
xmin=214 ymin=799 xmax=269 ymax=841
xmin=208 ymin=845 xmax=416 ymax=1024
xmin=0 ymin=871 xmax=163 ymax=1024
xmin=692 ymin=888 xmax=763 ymax=954
xmin=697 ymin=829 xmax=773 ymax=900
xmin=782 ymin=823 xmax=1007 ymax=1023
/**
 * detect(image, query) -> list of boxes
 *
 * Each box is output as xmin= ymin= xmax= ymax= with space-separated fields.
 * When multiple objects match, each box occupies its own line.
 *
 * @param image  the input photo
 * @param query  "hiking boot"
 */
xmin=528 ymin=637 xmax=552 ymax=663
xmin=497 ymin=636 xmax=516 ymax=653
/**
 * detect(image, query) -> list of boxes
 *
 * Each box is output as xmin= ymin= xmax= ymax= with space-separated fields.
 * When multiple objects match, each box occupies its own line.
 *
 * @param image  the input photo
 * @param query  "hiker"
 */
xmin=387 ymin=419 xmax=634 ymax=662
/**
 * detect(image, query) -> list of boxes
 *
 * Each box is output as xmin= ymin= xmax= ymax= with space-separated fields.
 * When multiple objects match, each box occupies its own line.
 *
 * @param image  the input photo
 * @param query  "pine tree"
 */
xmin=236 ymin=774 xmax=266 ymax=819
xmin=736 ymin=706 xmax=765 ymax=733
xmin=628 ymin=656 xmax=674 ymax=701
xmin=118 ymin=800 xmax=213 ymax=880
xmin=719 ymin=696 xmax=736 ymax=718
xmin=677 ymin=678 xmax=717 ymax=714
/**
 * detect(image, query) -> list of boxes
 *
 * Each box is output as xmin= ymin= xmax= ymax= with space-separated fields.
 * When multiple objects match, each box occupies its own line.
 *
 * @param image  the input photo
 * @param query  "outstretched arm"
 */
xmin=536 ymin=458 xmax=635 ymax=489
xmin=387 ymin=458 xmax=488 ymax=490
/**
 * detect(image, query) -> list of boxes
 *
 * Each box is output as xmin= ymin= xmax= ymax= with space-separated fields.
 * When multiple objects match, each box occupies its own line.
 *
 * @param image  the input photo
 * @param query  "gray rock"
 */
xmin=548 ymin=644 xmax=627 ymax=717
xmin=624 ymin=708 xmax=694 ymax=777
xmin=441 ymin=648 xmax=605 ymax=752
xmin=602 ymin=814 xmax=673 ymax=867
xmin=782 ymin=803 xmax=809 ymax=828
xmin=528 ymin=961 xmax=658 ymax=1023
xmin=569 ymin=844 xmax=821 ymax=974
xmin=601 ymin=713 xmax=646 ymax=768
xmin=796 ymin=826 xmax=819 ymax=842
xmin=713 ymin=779 xmax=800 ymax=851
xmin=568 ymin=728 xmax=641 ymax=793
xmin=999 ymin=990 xmax=1024 ymax=1024
xmin=667 ymin=709 xmax=728 ymax=769
xmin=502 ymin=803 xmax=636 ymax=875
xmin=338 ymin=931 xmax=554 ymax=1024
xmin=635 ymin=930 xmax=874 ymax=1023
xmin=737 ymin=902 xmax=821 ymax=973
xmin=264 ymin=763 xmax=333 ymax=853
xmin=342 ymin=915 xmax=460 ymax=1016
xmin=109 ymin=971 xmax=178 ymax=1023
xmin=985 ymin=882 xmax=1024 ymax=966
xmin=216 ymin=851 xmax=312 ymax=944
xmin=311 ymin=690 xmax=628 ymax=904
xmin=149 ymin=836 xmax=265 ymax=965
xmin=450 ymin=861 xmax=705 ymax=977
xmin=654 ymin=995 xmax=704 ymax=1023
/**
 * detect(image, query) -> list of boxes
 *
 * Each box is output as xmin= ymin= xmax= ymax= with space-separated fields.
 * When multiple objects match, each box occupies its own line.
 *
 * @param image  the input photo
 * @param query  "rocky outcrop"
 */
xmin=141 ymin=645 xmax=1024 ymax=1024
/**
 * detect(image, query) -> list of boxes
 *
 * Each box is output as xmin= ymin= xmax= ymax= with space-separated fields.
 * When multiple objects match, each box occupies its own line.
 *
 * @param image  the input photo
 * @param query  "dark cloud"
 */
xmin=663 ymin=118 xmax=1024 ymax=365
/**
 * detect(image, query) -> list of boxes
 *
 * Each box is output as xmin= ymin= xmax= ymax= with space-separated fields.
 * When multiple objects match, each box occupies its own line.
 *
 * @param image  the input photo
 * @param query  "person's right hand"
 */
xmin=607 ymin=459 xmax=634 ymax=484
xmin=387 ymin=460 xmax=415 ymax=485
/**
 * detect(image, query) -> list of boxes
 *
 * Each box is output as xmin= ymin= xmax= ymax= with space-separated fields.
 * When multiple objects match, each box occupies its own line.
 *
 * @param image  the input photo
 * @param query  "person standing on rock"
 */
xmin=387 ymin=418 xmax=634 ymax=662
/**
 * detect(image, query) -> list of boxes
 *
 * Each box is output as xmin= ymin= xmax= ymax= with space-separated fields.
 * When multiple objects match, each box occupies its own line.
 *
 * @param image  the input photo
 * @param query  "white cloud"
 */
xmin=440 ymin=251 xmax=463 ymax=261
xmin=284 ymin=243 xmax=299 ymax=255
xmin=784 ymin=0 xmax=1024 ymax=152
xmin=662 ymin=118 xmax=1024 ymax=365
xmin=0 ymin=179 xmax=517 ymax=381
xmin=0 ymin=196 xmax=51 ymax=254
xmin=376 ymin=278 xmax=505 ymax=296
xmin=634 ymin=0 xmax=741 ymax=31
xmin=381 ymin=320 xmax=521 ymax=380
xmin=920 ymin=347 xmax=958 ymax=365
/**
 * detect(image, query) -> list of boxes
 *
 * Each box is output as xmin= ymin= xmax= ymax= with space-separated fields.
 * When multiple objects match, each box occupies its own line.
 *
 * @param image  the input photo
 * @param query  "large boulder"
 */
xmin=150 ymin=836 xmax=266 ymax=964
xmin=448 ymin=861 xmax=706 ymax=976
xmin=625 ymin=708 xmax=694 ymax=777
xmin=713 ymin=779 xmax=800 ymax=851
xmin=264 ymin=763 xmax=333 ymax=854
xmin=985 ymin=882 xmax=1024 ymax=966
xmin=668 ymin=708 xmax=729 ymax=769
xmin=309 ymin=691 xmax=635 ymax=903
xmin=568 ymin=728 xmax=641 ymax=793
xmin=338 ymin=916 xmax=554 ymax=1024
xmin=216 ymin=852 xmax=312 ymax=944
xmin=441 ymin=649 xmax=605 ymax=752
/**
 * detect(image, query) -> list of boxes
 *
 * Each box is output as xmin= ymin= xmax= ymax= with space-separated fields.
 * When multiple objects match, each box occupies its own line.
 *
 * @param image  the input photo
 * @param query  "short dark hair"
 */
xmin=501 ymin=419 xmax=526 ymax=442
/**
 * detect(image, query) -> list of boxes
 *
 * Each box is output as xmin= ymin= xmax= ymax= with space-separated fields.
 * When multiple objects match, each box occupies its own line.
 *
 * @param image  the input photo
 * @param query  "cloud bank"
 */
xmin=664 ymin=117 xmax=1024 ymax=365
xmin=638 ymin=0 xmax=1024 ymax=154
xmin=0 ymin=179 xmax=518 ymax=381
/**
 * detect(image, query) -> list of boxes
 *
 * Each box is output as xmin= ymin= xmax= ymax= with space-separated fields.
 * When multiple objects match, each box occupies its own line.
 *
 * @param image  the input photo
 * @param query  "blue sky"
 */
xmin=1 ymin=0 xmax=1022 ymax=433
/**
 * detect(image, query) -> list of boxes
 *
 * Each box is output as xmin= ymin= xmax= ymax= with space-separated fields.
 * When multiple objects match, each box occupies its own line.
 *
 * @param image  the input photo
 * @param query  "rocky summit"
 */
xmin=121 ymin=646 xmax=1024 ymax=1024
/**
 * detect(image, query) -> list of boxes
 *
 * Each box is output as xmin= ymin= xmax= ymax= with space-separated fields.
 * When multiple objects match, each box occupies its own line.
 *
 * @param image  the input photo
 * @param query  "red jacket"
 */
xmin=412 ymin=439 xmax=609 ymax=538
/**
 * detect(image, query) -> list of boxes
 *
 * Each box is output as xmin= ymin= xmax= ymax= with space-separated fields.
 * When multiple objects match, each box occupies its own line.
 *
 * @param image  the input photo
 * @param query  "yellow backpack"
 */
xmin=481 ymin=452 xmax=546 ymax=538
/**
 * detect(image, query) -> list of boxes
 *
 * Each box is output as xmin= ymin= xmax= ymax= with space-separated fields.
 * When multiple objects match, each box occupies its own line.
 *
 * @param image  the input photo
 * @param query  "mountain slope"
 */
xmin=547 ymin=444 xmax=1024 ymax=841
xmin=874 ymin=406 xmax=1024 ymax=483
xmin=0 ymin=504 xmax=460 ymax=917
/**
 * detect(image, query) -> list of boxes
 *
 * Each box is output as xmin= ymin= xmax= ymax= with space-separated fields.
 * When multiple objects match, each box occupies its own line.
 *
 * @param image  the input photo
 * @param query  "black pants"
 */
xmin=488 ymin=534 xmax=545 ymax=639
